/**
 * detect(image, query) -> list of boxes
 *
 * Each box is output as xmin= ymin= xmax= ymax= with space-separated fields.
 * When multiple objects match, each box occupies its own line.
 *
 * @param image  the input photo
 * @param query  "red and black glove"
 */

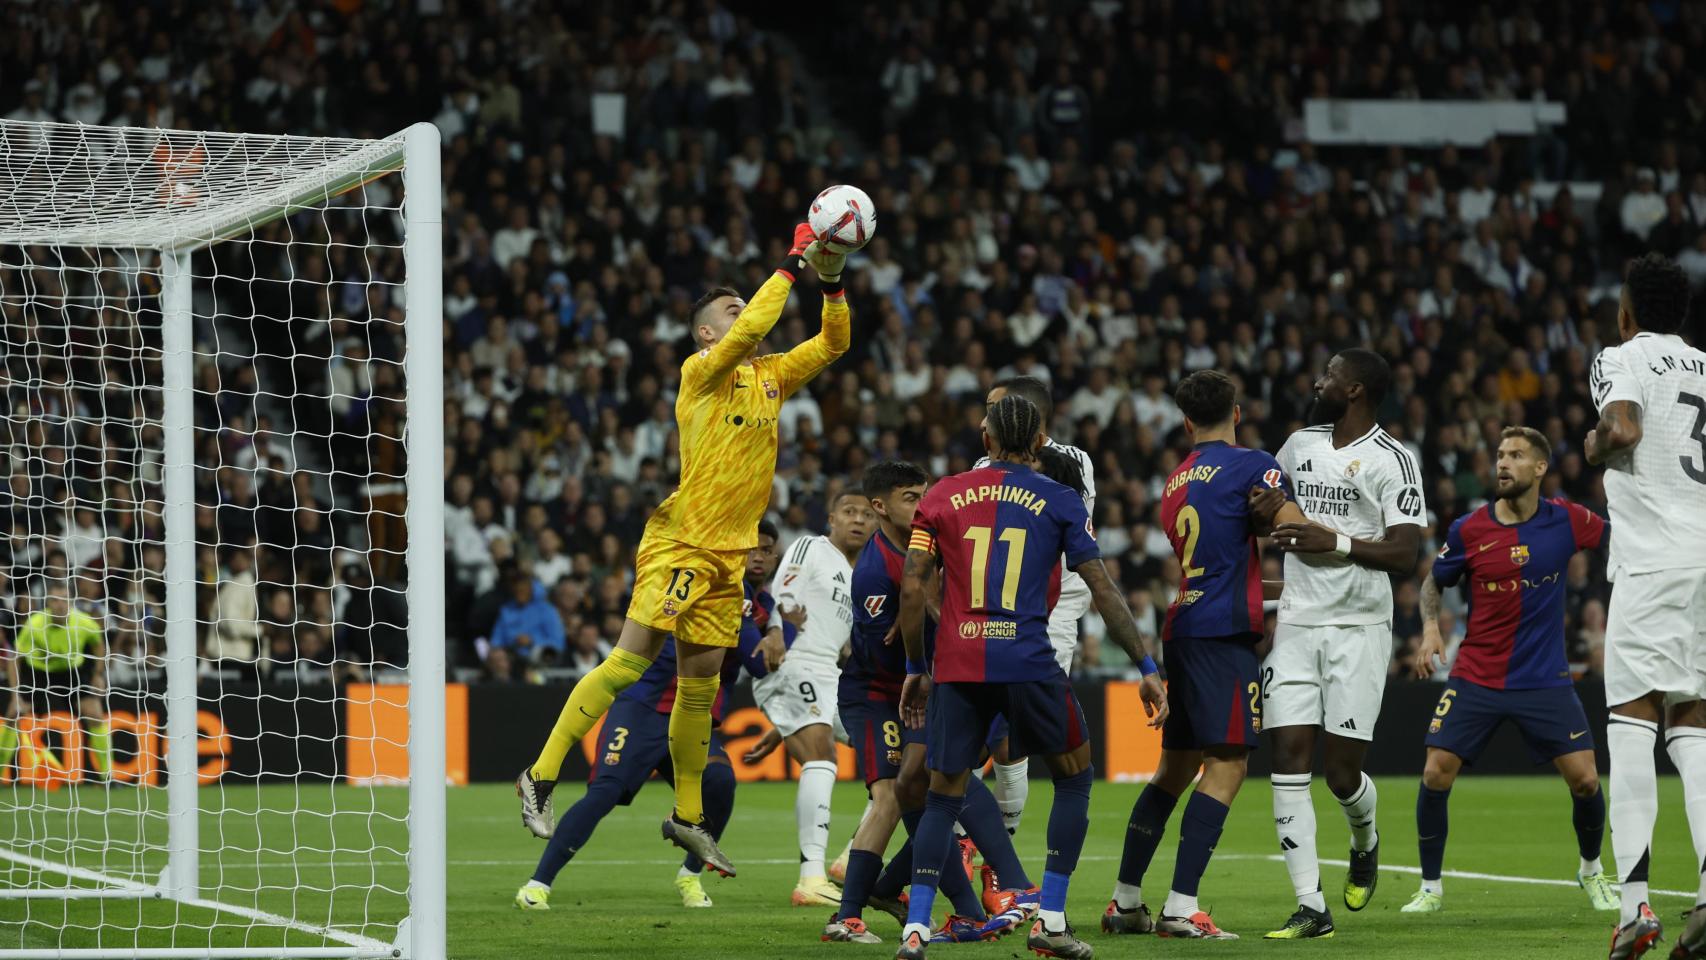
xmin=776 ymin=222 xmax=816 ymax=281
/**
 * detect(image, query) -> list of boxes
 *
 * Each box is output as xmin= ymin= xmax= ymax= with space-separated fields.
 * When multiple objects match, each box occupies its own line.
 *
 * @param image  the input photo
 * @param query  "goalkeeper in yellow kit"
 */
xmin=516 ymin=223 xmax=849 ymax=877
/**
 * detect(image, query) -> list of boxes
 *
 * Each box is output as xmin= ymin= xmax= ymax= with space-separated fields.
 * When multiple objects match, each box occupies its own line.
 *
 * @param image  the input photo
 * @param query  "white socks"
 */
xmin=797 ymin=760 xmax=837 ymax=880
xmin=1609 ymin=716 xmax=1659 ymax=925
xmin=1272 ymin=773 xmax=1325 ymax=911
xmin=1666 ymin=726 xmax=1706 ymax=905
xmin=1163 ymin=890 xmax=1199 ymax=918
xmin=1112 ymin=881 xmax=1143 ymax=911
xmin=1581 ymin=857 xmax=1603 ymax=877
xmin=1338 ymin=772 xmax=1379 ymax=853
xmin=1421 ymin=877 xmax=1443 ymax=895
xmin=1039 ymin=908 xmax=1067 ymax=934
xmin=992 ymin=759 xmax=1030 ymax=834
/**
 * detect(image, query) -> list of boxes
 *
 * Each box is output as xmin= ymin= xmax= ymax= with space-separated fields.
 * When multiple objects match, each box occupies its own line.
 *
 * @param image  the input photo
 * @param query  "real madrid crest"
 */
xmin=1343 ymin=460 xmax=1361 ymax=479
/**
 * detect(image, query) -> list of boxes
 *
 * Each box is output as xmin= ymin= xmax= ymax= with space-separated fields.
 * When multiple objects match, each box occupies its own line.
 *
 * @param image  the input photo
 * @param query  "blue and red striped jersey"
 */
xmin=844 ymin=528 xmax=936 ymax=699
xmin=1432 ymin=498 xmax=1608 ymax=690
xmin=911 ymin=460 xmax=1097 ymax=683
xmin=1160 ymin=441 xmax=1291 ymax=643
xmin=623 ymin=581 xmax=774 ymax=721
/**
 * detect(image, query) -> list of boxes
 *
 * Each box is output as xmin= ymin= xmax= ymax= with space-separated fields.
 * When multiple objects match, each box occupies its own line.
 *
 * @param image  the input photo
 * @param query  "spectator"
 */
xmin=489 ymin=571 xmax=565 ymax=662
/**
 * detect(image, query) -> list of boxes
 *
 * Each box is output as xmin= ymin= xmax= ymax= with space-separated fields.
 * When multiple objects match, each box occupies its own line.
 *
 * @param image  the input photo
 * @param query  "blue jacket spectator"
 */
xmin=489 ymin=574 xmax=566 ymax=660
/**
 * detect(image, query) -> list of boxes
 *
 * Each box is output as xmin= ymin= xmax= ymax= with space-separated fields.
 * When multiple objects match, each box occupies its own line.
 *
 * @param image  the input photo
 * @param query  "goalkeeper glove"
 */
xmin=801 ymin=240 xmax=847 ymax=285
xmin=777 ymin=222 xmax=816 ymax=280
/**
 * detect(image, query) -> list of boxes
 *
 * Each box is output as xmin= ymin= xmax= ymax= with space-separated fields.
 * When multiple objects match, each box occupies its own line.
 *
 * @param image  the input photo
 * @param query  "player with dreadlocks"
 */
xmin=891 ymin=395 xmax=1168 ymax=960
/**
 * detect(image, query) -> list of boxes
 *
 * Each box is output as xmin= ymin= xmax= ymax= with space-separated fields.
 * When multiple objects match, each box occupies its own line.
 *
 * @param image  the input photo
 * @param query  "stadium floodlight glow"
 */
xmin=0 ymin=119 xmax=444 ymax=960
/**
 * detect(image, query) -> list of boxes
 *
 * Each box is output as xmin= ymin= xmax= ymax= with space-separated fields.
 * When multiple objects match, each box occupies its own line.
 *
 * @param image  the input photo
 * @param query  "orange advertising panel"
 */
xmin=344 ymin=683 xmax=470 ymax=786
xmin=1103 ymin=681 xmax=1165 ymax=781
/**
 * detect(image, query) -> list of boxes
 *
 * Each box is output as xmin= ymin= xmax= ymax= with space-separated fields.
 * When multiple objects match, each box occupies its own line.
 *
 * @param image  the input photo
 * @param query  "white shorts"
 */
xmin=1262 ymin=621 xmax=1392 ymax=742
xmin=1604 ymin=567 xmax=1706 ymax=707
xmin=754 ymin=659 xmax=841 ymax=738
xmin=1048 ymin=587 xmax=1091 ymax=673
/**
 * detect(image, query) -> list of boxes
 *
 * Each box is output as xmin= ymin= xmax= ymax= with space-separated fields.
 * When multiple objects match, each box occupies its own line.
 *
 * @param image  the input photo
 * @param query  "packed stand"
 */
xmin=5 ymin=1 xmax=1706 ymax=685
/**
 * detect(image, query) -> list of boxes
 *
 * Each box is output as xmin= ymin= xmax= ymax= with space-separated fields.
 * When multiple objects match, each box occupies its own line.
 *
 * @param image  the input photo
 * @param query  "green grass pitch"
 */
xmin=1 ymin=776 xmax=1697 ymax=957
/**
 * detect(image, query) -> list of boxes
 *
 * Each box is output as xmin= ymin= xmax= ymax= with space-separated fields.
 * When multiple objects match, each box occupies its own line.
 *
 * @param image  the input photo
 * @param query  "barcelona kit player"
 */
xmin=1401 ymin=427 xmax=1615 ymax=914
xmin=1106 ymin=370 xmax=1302 ymax=941
xmin=891 ymin=395 xmax=1166 ymax=960
xmin=827 ymin=461 xmax=1033 ymax=945
xmin=513 ymin=525 xmax=787 ymax=911
xmin=516 ymin=225 xmax=849 ymax=876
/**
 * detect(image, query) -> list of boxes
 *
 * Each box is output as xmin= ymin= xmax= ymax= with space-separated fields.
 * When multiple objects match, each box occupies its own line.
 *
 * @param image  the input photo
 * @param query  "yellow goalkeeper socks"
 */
xmin=530 ymin=647 xmax=652 ymax=782
xmin=86 ymin=721 xmax=113 ymax=776
xmin=667 ymin=675 xmax=720 ymax=825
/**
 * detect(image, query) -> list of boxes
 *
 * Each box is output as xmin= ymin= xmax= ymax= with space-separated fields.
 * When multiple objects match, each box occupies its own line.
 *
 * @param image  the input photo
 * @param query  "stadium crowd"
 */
xmin=5 ymin=0 xmax=1706 ymax=686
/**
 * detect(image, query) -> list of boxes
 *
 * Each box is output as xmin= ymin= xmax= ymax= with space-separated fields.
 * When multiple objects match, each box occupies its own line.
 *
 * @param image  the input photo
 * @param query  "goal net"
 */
xmin=0 ymin=120 xmax=444 ymax=959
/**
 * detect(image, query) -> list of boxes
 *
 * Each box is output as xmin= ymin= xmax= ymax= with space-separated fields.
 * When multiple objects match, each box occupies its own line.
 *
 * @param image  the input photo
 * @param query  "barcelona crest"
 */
xmin=1510 ymin=544 xmax=1530 ymax=566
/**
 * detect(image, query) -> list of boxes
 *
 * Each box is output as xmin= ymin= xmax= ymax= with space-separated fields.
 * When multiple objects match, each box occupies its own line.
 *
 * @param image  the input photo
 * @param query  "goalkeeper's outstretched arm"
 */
xmin=683 ymin=224 xmax=819 ymax=396
xmin=774 ymin=239 xmax=851 ymax=398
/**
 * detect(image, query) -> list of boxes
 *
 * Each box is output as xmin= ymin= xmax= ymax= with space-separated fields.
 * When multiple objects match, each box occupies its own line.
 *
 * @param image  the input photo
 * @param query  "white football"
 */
xmin=808 ymin=184 xmax=877 ymax=254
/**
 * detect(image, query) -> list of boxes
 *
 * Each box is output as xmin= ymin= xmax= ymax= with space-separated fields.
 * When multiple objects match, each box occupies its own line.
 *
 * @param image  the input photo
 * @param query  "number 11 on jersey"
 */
xmin=964 ymin=524 xmax=1027 ymax=611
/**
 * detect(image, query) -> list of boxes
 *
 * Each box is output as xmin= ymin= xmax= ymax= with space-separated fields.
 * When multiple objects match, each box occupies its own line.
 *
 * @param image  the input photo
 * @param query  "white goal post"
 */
xmin=0 ymin=120 xmax=444 ymax=959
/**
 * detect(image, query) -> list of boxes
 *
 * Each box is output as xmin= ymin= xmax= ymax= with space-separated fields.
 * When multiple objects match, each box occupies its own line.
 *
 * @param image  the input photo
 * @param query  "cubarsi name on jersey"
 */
xmin=1164 ymin=463 xmax=1223 ymax=496
xmin=947 ymin=484 xmax=1048 ymax=514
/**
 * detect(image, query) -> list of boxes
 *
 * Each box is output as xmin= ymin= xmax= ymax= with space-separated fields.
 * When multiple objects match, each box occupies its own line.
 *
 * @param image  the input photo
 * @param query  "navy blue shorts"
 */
xmin=1424 ymin=679 xmax=1594 ymax=765
xmin=841 ymin=695 xmax=923 ymax=785
xmin=591 ymin=698 xmax=730 ymax=804
xmin=986 ymin=715 xmax=1012 ymax=756
xmin=1161 ymin=636 xmax=1262 ymax=751
xmin=926 ymin=678 xmax=1090 ymax=775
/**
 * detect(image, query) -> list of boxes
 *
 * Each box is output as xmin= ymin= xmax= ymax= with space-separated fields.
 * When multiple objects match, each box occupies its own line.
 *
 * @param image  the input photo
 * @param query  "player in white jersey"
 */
xmin=974 ymin=377 xmax=1096 ymax=893
xmin=1254 ymin=349 xmax=1424 ymax=940
xmin=1586 ymin=254 xmax=1706 ymax=960
xmin=754 ymin=489 xmax=873 ymax=907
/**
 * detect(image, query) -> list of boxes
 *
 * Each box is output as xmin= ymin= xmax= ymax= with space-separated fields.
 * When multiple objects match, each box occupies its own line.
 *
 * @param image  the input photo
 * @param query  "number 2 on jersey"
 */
xmin=1175 ymin=505 xmax=1206 ymax=577
xmin=963 ymin=525 xmax=1027 ymax=611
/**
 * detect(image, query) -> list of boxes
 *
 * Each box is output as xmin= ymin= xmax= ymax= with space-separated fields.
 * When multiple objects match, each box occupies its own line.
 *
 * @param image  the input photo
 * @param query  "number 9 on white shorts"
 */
xmin=754 ymin=660 xmax=841 ymax=738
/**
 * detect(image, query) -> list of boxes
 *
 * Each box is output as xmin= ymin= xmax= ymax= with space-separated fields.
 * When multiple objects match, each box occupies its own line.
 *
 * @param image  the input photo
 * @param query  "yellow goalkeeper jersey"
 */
xmin=646 ymin=271 xmax=850 ymax=553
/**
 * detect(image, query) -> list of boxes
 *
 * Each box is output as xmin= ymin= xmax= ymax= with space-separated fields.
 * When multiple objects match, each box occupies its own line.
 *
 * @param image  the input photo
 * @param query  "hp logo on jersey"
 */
xmin=1397 ymin=487 xmax=1423 ymax=517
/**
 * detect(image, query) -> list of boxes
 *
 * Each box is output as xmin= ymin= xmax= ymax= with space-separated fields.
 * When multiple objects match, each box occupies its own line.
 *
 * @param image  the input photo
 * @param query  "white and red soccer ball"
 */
xmin=808 ymin=184 xmax=876 ymax=254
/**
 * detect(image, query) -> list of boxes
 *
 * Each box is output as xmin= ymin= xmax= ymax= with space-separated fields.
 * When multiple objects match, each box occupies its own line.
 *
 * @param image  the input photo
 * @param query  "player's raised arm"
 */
xmin=681 ymin=225 xmax=816 ymax=396
xmin=1587 ymin=347 xmax=1644 ymax=464
xmin=771 ymin=239 xmax=851 ymax=399
xmin=897 ymin=542 xmax=934 ymax=729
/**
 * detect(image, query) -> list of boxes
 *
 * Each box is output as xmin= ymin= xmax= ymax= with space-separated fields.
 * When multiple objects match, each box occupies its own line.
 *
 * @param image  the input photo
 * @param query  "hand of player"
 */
xmin=1583 ymin=428 xmax=1603 ymax=465
xmin=1138 ymin=673 xmax=1169 ymax=729
xmin=787 ymin=222 xmax=815 ymax=261
xmin=742 ymin=727 xmax=783 ymax=764
xmin=780 ymin=603 xmax=808 ymax=630
xmin=1413 ymin=626 xmax=1446 ymax=680
xmin=801 ymin=240 xmax=846 ymax=284
xmin=1248 ymin=486 xmax=1287 ymax=526
xmin=882 ymin=621 xmax=898 ymax=646
xmin=900 ymin=672 xmax=932 ymax=730
xmin=1272 ymin=521 xmax=1337 ymax=555
xmin=758 ymin=630 xmax=787 ymax=672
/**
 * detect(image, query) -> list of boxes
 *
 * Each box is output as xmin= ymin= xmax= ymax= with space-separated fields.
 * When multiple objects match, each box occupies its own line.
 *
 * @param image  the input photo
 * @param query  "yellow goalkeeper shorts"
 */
xmin=626 ymin=533 xmax=746 ymax=648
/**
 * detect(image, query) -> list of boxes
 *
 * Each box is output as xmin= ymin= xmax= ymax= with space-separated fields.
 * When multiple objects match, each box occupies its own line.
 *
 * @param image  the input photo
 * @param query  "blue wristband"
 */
xmin=1139 ymin=656 xmax=1158 ymax=677
xmin=906 ymin=658 xmax=927 ymax=675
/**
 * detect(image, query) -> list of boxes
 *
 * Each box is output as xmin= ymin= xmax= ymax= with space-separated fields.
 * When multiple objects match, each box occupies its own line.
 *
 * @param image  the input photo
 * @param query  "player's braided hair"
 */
xmin=1624 ymin=252 xmax=1690 ymax=334
xmin=987 ymin=395 xmax=1043 ymax=460
xmin=758 ymin=518 xmax=780 ymax=542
